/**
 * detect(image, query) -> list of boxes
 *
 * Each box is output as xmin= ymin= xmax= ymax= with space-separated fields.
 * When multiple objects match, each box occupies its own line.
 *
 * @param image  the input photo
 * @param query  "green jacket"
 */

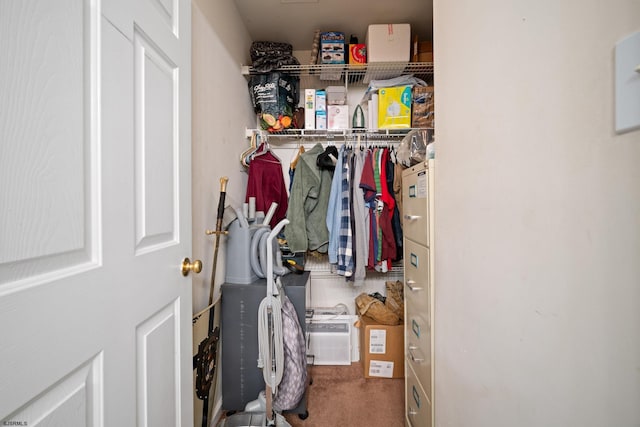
xmin=285 ymin=143 xmax=333 ymax=253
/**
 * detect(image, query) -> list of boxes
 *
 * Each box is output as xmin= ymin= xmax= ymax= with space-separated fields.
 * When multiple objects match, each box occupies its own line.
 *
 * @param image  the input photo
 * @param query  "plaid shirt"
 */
xmin=336 ymin=149 xmax=353 ymax=277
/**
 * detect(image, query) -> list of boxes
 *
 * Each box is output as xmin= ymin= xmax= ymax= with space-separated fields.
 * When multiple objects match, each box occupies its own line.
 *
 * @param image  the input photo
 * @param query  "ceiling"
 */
xmin=232 ymin=0 xmax=433 ymax=52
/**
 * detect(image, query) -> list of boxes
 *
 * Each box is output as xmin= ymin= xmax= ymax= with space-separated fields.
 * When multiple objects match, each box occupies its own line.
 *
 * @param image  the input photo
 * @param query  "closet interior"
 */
xmin=215 ymin=1 xmax=435 ymax=426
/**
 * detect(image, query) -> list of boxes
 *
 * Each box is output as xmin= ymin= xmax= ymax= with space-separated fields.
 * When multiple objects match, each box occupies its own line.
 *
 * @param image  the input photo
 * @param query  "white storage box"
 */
xmin=307 ymin=314 xmax=358 ymax=365
xmin=366 ymin=24 xmax=411 ymax=63
xmin=326 ymin=86 xmax=347 ymax=105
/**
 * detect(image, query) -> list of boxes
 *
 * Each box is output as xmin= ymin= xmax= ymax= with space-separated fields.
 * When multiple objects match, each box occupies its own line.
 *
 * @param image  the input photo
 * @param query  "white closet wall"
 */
xmin=191 ymin=0 xmax=254 ymax=313
xmin=434 ymin=0 xmax=640 ymax=425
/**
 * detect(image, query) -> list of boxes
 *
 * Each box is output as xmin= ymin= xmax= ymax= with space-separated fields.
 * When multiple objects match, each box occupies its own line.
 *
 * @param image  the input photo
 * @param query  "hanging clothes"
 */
xmin=336 ymin=148 xmax=354 ymax=277
xmin=326 ymin=145 xmax=346 ymax=264
xmin=351 ymin=148 xmax=369 ymax=282
xmin=245 ymin=142 xmax=289 ymax=229
xmin=359 ymin=147 xmax=396 ymax=272
xmin=377 ymin=148 xmax=397 ymax=269
xmin=327 ymin=146 xmax=369 ymax=281
xmin=387 ymin=151 xmax=403 ymax=260
xmin=374 ymin=148 xmax=384 ymax=265
xmin=359 ymin=150 xmax=378 ymax=270
xmin=284 ymin=142 xmax=332 ymax=253
xmin=348 ymin=150 xmax=358 ymax=281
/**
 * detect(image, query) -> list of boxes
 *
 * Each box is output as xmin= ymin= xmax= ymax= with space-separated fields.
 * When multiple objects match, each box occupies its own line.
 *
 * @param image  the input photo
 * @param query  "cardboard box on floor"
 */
xmin=358 ymin=315 xmax=404 ymax=379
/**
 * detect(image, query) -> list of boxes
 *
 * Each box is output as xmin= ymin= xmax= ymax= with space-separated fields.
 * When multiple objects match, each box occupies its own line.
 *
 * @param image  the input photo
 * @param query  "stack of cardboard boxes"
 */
xmin=355 ymin=282 xmax=406 ymax=379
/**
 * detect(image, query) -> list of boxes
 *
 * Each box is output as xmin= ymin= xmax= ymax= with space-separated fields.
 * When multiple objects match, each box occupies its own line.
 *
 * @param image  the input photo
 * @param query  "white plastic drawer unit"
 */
xmin=405 ymin=297 xmax=431 ymax=397
xmin=402 ymin=163 xmax=429 ymax=247
xmin=307 ymin=320 xmax=351 ymax=365
xmin=405 ymin=365 xmax=432 ymax=427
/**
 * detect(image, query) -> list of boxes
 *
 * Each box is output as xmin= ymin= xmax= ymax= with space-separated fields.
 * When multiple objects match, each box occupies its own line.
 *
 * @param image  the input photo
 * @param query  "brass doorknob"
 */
xmin=181 ymin=258 xmax=203 ymax=276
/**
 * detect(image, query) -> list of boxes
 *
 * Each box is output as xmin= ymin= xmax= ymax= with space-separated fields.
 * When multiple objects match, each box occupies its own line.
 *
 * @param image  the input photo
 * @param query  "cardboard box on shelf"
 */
xmin=328 ymin=105 xmax=349 ymax=130
xmin=326 ymin=86 xmax=347 ymax=105
xmin=413 ymin=40 xmax=434 ymax=62
xmin=417 ymin=51 xmax=434 ymax=62
xmin=316 ymin=111 xmax=327 ymax=130
xmin=349 ymin=43 xmax=367 ymax=65
xmin=320 ymin=31 xmax=345 ymax=64
xmin=358 ymin=315 xmax=404 ymax=379
xmin=412 ymin=86 xmax=435 ymax=129
xmin=315 ymin=89 xmax=327 ymax=112
xmin=366 ymin=24 xmax=411 ymax=63
xmin=364 ymin=24 xmax=411 ymax=81
xmin=418 ymin=40 xmax=433 ymax=53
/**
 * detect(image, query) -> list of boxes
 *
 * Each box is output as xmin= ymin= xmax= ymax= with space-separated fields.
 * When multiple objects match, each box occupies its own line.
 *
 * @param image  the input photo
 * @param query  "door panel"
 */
xmin=4 ymin=355 xmax=103 ymax=427
xmin=0 ymin=0 xmax=192 ymax=425
xmin=0 ymin=0 xmax=99 ymax=289
xmin=150 ymin=0 xmax=177 ymax=32
xmin=134 ymin=27 xmax=178 ymax=252
xmin=137 ymin=301 xmax=180 ymax=427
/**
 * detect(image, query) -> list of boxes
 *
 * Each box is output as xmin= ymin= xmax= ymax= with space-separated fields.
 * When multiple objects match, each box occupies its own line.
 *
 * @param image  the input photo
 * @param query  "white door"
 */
xmin=0 ymin=0 xmax=193 ymax=426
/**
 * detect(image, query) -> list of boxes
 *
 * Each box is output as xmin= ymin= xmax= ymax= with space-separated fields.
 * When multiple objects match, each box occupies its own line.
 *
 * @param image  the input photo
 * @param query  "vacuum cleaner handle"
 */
xmin=266 ymin=219 xmax=289 ymax=297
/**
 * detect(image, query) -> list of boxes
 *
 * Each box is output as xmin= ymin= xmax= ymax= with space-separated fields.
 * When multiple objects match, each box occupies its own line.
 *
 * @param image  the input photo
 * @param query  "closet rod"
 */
xmin=243 ymin=127 xmax=429 ymax=139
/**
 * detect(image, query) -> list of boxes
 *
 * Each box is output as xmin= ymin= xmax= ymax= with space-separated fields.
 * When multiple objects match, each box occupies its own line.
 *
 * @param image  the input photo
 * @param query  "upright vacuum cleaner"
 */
xmin=220 ymin=217 xmax=307 ymax=427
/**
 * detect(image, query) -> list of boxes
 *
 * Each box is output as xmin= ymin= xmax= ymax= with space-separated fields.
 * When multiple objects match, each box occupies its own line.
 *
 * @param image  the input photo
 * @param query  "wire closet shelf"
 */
xmin=241 ymin=61 xmax=434 ymax=88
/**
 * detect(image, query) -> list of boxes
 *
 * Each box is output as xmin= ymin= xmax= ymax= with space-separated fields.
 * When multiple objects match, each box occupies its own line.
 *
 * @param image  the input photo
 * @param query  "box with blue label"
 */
xmin=316 ymin=111 xmax=327 ymax=129
xmin=320 ymin=31 xmax=345 ymax=64
xmin=378 ymin=85 xmax=413 ymax=129
xmin=315 ymin=89 xmax=326 ymax=112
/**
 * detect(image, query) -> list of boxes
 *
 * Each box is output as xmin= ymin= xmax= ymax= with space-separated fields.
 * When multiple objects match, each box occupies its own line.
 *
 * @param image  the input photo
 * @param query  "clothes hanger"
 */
xmin=389 ymin=144 xmax=398 ymax=164
xmin=240 ymin=132 xmax=258 ymax=169
xmin=345 ymin=135 xmax=353 ymax=150
xmin=290 ymin=142 xmax=305 ymax=170
xmin=251 ymin=132 xmax=284 ymax=165
xmin=252 ymin=132 xmax=269 ymax=157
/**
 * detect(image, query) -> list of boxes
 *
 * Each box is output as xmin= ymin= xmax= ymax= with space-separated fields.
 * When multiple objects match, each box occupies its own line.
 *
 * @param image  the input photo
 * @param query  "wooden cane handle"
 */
xmin=220 ymin=176 xmax=228 ymax=193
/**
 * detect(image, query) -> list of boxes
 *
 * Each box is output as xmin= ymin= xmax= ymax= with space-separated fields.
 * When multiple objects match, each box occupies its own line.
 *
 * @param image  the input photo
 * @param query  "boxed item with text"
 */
xmin=358 ymin=315 xmax=404 ymax=378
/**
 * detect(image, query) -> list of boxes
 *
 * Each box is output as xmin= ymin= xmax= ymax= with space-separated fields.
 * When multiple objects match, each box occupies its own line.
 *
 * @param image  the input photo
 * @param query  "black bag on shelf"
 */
xmin=248 ymin=72 xmax=299 ymax=132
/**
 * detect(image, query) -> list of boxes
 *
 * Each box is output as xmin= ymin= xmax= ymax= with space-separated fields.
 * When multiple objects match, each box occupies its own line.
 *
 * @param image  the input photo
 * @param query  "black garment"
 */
xmin=386 ymin=155 xmax=403 ymax=261
xmin=250 ymin=41 xmax=300 ymax=73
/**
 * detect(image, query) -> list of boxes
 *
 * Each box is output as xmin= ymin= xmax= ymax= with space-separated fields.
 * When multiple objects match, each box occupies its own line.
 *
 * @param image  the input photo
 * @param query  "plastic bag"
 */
xmin=396 ymin=128 xmax=433 ymax=167
xmin=249 ymin=72 xmax=299 ymax=132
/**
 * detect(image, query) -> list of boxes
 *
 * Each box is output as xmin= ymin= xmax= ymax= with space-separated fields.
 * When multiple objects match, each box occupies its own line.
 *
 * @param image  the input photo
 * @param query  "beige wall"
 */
xmin=434 ymin=1 xmax=640 ymax=425
xmin=191 ymin=0 xmax=255 ymax=313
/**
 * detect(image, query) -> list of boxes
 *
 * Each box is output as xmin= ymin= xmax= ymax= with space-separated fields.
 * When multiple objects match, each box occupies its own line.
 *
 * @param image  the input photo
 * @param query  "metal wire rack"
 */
xmin=241 ymin=61 xmax=434 ymax=88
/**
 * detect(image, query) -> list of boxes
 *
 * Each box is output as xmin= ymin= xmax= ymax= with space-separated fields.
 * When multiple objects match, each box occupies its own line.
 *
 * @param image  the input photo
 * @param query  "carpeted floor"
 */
xmin=284 ymin=363 xmax=405 ymax=427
